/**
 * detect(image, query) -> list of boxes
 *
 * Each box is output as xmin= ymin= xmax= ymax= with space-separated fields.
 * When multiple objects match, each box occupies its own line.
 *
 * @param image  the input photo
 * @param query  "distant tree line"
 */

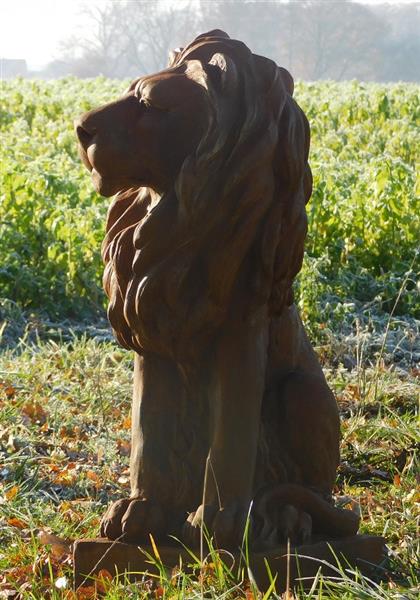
xmin=42 ymin=0 xmax=420 ymax=82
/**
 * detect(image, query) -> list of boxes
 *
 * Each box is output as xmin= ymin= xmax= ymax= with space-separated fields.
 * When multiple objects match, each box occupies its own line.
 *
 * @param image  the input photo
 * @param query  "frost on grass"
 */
xmin=0 ymin=334 xmax=418 ymax=598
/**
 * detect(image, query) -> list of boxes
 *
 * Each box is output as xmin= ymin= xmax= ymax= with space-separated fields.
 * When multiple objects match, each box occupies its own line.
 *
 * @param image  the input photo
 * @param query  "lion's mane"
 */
xmin=102 ymin=31 xmax=311 ymax=363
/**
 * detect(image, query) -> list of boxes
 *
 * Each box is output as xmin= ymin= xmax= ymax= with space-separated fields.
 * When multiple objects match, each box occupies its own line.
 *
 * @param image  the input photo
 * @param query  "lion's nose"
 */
xmin=75 ymin=120 xmax=96 ymax=149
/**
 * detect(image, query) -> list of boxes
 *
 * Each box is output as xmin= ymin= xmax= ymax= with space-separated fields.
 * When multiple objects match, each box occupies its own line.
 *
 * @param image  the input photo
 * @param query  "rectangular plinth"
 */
xmin=74 ymin=535 xmax=385 ymax=592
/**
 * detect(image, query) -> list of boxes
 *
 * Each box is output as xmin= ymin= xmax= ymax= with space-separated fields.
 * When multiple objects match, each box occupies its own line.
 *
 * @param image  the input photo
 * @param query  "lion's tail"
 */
xmin=254 ymin=483 xmax=360 ymax=538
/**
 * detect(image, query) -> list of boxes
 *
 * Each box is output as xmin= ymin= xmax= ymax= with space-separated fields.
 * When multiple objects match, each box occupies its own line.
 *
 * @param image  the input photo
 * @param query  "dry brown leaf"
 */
xmin=4 ymin=385 xmax=17 ymax=399
xmin=65 ymin=499 xmax=93 ymax=507
xmin=116 ymin=438 xmax=131 ymax=456
xmin=38 ymin=530 xmax=72 ymax=558
xmin=59 ymin=425 xmax=73 ymax=438
xmin=121 ymin=415 xmax=131 ymax=429
xmin=3 ymin=564 xmax=33 ymax=584
xmin=7 ymin=517 xmax=27 ymax=529
xmin=48 ymin=463 xmax=62 ymax=472
xmin=59 ymin=505 xmax=84 ymax=524
xmin=5 ymin=486 xmax=19 ymax=501
xmin=21 ymin=401 xmax=47 ymax=424
xmin=52 ymin=469 xmax=77 ymax=485
xmin=86 ymin=470 xmax=100 ymax=483
xmin=74 ymin=585 xmax=96 ymax=599
xmin=96 ymin=569 xmax=113 ymax=593
xmin=73 ymin=426 xmax=88 ymax=440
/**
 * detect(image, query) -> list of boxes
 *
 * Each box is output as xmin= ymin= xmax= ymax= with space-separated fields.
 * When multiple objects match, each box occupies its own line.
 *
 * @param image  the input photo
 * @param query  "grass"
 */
xmin=0 ymin=329 xmax=418 ymax=599
xmin=1 ymin=76 xmax=418 ymax=598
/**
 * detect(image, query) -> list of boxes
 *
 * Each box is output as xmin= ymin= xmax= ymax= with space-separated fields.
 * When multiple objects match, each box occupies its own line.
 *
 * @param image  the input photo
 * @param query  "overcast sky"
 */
xmin=0 ymin=0 xmax=418 ymax=70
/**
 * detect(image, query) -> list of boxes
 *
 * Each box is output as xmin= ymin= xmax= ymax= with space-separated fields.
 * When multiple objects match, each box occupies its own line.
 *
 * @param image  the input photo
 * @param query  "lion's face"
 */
xmin=75 ymin=68 xmax=209 ymax=197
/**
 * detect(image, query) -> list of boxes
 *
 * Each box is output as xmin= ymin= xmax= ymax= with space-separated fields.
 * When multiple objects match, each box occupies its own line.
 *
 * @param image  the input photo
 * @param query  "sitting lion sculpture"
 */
xmin=76 ymin=30 xmax=359 ymax=549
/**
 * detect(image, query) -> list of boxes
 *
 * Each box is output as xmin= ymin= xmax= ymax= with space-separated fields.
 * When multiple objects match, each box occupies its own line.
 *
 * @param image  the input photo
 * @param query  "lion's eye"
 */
xmin=140 ymin=97 xmax=167 ymax=112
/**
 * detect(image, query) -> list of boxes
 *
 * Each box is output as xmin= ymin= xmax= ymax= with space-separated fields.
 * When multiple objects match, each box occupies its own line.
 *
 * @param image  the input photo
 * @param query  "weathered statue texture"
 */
xmin=75 ymin=30 xmax=359 ymax=549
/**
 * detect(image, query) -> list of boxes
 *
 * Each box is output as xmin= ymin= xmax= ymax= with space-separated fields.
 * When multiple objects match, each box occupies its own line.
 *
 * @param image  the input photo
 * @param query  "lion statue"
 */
xmin=75 ymin=30 xmax=359 ymax=549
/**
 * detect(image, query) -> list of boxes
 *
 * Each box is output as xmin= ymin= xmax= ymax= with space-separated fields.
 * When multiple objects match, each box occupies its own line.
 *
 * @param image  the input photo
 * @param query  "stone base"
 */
xmin=74 ymin=535 xmax=385 ymax=592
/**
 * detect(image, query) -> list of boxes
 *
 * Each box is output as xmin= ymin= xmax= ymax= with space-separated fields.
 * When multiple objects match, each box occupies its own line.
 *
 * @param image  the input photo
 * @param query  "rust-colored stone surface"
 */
xmin=75 ymin=29 xmax=384 ymax=569
xmin=74 ymin=536 xmax=386 ymax=592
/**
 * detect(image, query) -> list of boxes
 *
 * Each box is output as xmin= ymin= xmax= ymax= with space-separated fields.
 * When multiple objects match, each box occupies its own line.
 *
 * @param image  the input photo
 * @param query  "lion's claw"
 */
xmin=100 ymin=498 xmax=166 ymax=543
xmin=277 ymin=504 xmax=312 ymax=545
xmin=100 ymin=497 xmax=131 ymax=539
xmin=183 ymin=502 xmax=249 ymax=549
xmin=255 ymin=503 xmax=313 ymax=548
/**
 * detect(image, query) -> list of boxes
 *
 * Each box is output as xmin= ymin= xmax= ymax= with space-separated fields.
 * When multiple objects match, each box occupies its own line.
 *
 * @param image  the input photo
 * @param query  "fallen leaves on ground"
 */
xmin=6 ymin=517 xmax=27 ymax=530
xmin=21 ymin=401 xmax=48 ymax=425
xmin=38 ymin=529 xmax=73 ymax=558
xmin=4 ymin=485 xmax=19 ymax=501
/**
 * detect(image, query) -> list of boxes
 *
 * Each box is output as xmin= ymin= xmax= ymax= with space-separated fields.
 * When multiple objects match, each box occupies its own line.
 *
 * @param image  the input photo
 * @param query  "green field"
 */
xmin=1 ymin=79 xmax=418 ymax=326
xmin=0 ymin=79 xmax=419 ymax=598
xmin=0 ymin=78 xmax=420 ymax=352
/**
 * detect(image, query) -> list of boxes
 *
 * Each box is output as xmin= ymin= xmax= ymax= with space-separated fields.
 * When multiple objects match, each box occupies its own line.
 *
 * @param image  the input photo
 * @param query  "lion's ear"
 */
xmin=205 ymin=53 xmax=238 ymax=94
xmin=168 ymin=47 xmax=184 ymax=67
xmin=196 ymin=29 xmax=230 ymax=41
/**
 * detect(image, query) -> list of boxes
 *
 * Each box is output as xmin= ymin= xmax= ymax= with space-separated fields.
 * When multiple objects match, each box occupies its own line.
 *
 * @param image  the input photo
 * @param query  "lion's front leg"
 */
xmin=184 ymin=309 xmax=268 ymax=548
xmin=101 ymin=353 xmax=186 ymax=543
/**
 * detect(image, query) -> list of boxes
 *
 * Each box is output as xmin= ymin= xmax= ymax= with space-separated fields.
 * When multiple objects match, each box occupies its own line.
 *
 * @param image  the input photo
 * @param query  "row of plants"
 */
xmin=1 ymin=78 xmax=418 ymax=329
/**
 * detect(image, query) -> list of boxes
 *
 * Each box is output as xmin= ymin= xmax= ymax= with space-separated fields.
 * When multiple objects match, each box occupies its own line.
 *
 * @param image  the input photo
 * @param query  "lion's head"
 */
xmin=76 ymin=30 xmax=312 ymax=362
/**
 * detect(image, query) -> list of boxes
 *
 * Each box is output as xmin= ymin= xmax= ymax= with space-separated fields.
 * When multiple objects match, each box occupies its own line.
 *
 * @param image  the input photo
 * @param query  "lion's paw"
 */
xmin=183 ymin=502 xmax=249 ymax=549
xmin=100 ymin=498 xmax=166 ymax=543
xmin=276 ymin=504 xmax=312 ymax=545
xmin=255 ymin=503 xmax=312 ymax=548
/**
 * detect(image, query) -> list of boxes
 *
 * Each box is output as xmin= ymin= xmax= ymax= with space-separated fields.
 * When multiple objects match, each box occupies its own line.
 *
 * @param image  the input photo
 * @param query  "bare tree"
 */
xmin=121 ymin=0 xmax=201 ymax=73
xmin=374 ymin=3 xmax=420 ymax=82
xmin=198 ymin=0 xmax=282 ymax=60
xmin=47 ymin=0 xmax=419 ymax=82
xmin=198 ymin=0 xmax=388 ymax=81
xmin=288 ymin=1 xmax=389 ymax=81
xmin=58 ymin=2 xmax=129 ymax=77
xmin=57 ymin=0 xmax=200 ymax=78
